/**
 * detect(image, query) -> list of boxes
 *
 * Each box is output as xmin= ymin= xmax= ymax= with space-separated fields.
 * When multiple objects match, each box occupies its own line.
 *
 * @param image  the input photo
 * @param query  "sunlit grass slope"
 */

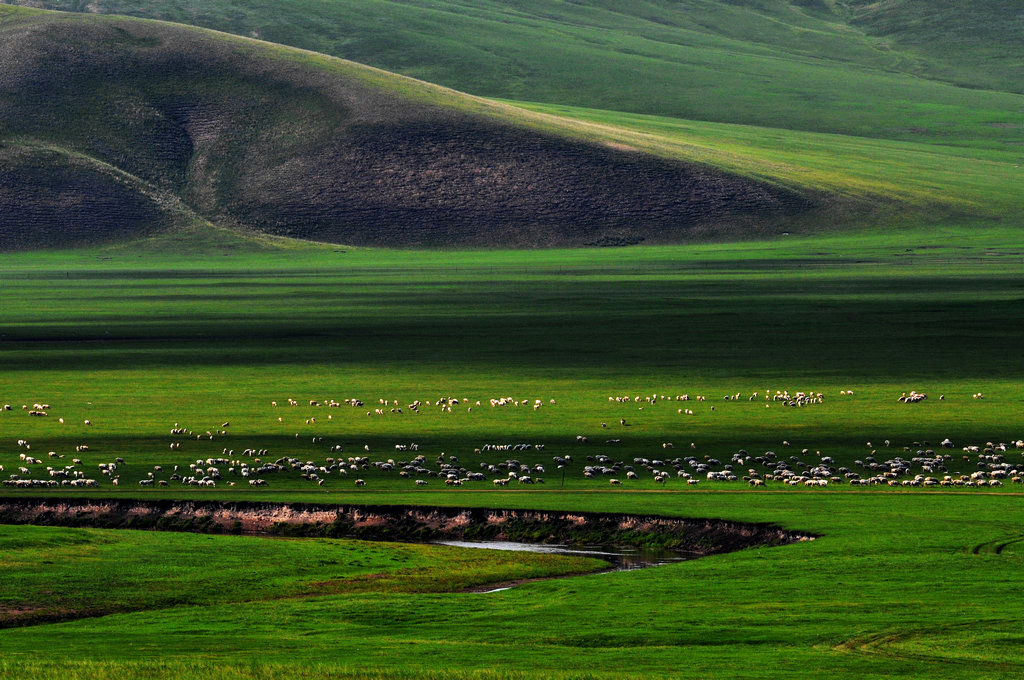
xmin=509 ymin=101 xmax=1024 ymax=219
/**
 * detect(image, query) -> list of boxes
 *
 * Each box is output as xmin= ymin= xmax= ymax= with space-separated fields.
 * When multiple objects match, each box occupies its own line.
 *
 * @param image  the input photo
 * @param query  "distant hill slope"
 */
xmin=0 ymin=7 xmax=822 ymax=250
xmin=846 ymin=0 xmax=1024 ymax=94
xmin=7 ymin=0 xmax=1022 ymax=149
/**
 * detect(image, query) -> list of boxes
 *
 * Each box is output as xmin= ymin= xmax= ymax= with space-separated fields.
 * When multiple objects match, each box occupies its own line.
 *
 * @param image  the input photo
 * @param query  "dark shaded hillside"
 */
xmin=0 ymin=8 xmax=814 ymax=249
xmin=0 ymin=143 xmax=187 ymax=251
xmin=222 ymin=121 xmax=804 ymax=247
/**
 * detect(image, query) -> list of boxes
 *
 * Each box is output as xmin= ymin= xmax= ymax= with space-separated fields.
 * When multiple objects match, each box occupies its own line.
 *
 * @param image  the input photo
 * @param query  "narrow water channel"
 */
xmin=436 ymin=539 xmax=692 ymax=592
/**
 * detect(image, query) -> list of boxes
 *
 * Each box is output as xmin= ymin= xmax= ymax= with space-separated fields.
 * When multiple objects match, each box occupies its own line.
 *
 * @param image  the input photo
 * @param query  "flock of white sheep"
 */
xmin=2 ymin=390 xmax=1019 ymax=491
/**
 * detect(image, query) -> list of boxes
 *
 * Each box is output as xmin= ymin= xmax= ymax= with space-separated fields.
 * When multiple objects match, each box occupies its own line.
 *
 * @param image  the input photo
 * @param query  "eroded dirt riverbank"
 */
xmin=0 ymin=498 xmax=816 ymax=555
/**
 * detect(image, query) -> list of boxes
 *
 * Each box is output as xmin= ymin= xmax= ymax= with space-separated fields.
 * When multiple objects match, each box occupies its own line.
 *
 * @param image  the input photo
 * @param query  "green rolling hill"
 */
xmin=9 ymin=0 xmax=1023 ymax=146
xmin=0 ymin=6 xmax=828 ymax=250
xmin=0 ymin=2 xmax=1020 ymax=250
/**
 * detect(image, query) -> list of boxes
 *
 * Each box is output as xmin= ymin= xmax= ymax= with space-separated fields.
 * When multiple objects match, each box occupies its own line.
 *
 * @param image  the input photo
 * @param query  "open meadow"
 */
xmin=1 ymin=2 xmax=1023 ymax=677
xmin=2 ymin=235 xmax=1024 ymax=678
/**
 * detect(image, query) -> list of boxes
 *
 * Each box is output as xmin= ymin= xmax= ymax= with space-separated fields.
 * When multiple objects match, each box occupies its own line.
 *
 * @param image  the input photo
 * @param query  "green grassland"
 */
xmin=2 ymin=242 xmax=1023 ymax=680
xmin=506 ymin=102 xmax=1024 ymax=218
xmin=0 ymin=6 xmax=831 ymax=249
xmin=1 ymin=1 xmax=1023 ymax=677
xmin=2 ymin=237 xmax=1022 ymax=481
xmin=0 ymin=525 xmax=606 ymax=627
xmin=2 ymin=217 xmax=1024 ymax=679
xmin=0 ymin=493 xmax=1023 ymax=679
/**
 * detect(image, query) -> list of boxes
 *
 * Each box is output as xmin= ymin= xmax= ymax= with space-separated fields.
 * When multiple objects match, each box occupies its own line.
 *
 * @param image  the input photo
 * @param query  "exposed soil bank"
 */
xmin=0 ymin=498 xmax=816 ymax=555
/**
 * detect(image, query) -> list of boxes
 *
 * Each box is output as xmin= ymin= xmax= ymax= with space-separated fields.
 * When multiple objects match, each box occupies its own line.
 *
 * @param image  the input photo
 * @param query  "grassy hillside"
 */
xmin=847 ymin=0 xmax=1024 ymax=94
xmin=9 ymin=0 xmax=1023 ymax=148
xmin=0 ymin=4 xmax=1019 ymax=250
xmin=510 ymin=102 xmax=1024 ymax=219
xmin=0 ymin=5 xmax=828 ymax=250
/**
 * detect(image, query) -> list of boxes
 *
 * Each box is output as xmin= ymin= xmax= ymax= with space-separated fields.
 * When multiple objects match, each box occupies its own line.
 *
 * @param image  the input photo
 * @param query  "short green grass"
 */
xmin=1 ymin=2 xmax=1022 ymax=676
xmin=2 ymin=238 xmax=1021 ymax=444
xmin=2 ymin=242 xmax=1023 ymax=678
xmin=0 ymin=525 xmax=605 ymax=627
xmin=3 ymin=6 xmax=860 ymax=250
xmin=1 ymin=492 xmax=1023 ymax=679
xmin=2 ymin=240 xmax=1023 ymax=486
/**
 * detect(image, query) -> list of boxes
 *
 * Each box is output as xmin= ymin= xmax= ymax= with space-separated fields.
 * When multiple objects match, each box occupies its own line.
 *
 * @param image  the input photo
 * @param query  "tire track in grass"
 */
xmin=969 ymin=533 xmax=1024 ymax=554
xmin=995 ymin=536 xmax=1024 ymax=554
xmin=831 ymin=619 xmax=1024 ymax=670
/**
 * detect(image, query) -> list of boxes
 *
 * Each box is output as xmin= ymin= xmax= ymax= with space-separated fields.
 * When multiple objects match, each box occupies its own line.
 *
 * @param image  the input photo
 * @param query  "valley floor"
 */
xmin=1 ymin=235 xmax=1023 ymax=678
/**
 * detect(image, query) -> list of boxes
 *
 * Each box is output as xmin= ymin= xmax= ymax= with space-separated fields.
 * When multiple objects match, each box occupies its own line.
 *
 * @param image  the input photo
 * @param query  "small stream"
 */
xmin=436 ymin=539 xmax=692 ymax=591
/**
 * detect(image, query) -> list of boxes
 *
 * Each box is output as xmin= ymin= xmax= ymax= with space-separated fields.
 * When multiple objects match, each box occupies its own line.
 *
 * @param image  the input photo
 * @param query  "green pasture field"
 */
xmin=0 ymin=492 xmax=1023 ymax=679
xmin=1 ymin=2 xmax=1021 ymax=676
xmin=2 ymin=238 xmax=1023 ymax=678
xmin=0 ymin=524 xmax=606 ymax=625
xmin=1 ymin=234 xmax=1023 ymax=491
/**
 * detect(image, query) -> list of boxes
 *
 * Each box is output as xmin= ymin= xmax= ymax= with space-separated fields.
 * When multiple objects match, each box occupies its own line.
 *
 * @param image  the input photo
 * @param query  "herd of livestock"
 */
xmin=2 ymin=392 xmax=1021 ymax=491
